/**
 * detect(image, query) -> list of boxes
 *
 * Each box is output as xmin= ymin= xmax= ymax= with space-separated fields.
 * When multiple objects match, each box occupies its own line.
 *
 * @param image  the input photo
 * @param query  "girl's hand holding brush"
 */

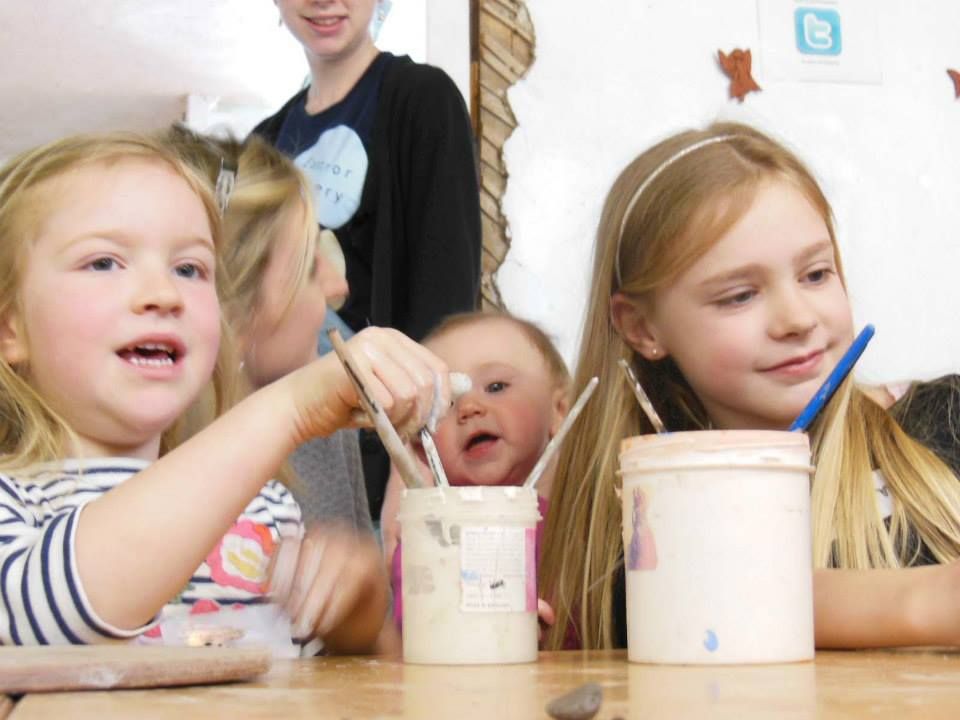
xmin=285 ymin=326 xmax=452 ymax=444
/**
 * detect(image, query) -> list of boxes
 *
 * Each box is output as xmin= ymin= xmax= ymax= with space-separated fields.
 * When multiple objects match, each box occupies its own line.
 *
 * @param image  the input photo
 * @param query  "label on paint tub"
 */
xmin=459 ymin=526 xmax=536 ymax=612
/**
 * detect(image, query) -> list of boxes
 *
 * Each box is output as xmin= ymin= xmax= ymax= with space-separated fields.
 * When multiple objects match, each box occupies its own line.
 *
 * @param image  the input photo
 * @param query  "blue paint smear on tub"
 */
xmin=703 ymin=629 xmax=719 ymax=652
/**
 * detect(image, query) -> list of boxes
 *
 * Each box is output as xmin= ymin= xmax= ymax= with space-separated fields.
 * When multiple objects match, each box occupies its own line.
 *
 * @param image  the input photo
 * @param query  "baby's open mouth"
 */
xmin=465 ymin=433 xmax=499 ymax=451
xmin=117 ymin=342 xmax=179 ymax=367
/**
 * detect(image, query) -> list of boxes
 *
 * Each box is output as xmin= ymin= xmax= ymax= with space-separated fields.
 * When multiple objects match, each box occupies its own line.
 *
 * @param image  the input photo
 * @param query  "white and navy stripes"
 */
xmin=0 ymin=458 xmax=301 ymax=645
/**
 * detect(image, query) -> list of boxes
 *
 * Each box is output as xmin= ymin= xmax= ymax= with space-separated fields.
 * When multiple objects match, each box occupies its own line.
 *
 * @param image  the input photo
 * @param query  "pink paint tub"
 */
xmin=619 ymin=430 xmax=814 ymax=664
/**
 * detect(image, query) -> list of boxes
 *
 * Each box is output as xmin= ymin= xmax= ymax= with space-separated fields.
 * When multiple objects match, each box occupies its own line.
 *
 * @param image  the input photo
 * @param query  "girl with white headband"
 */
xmin=539 ymin=121 xmax=960 ymax=651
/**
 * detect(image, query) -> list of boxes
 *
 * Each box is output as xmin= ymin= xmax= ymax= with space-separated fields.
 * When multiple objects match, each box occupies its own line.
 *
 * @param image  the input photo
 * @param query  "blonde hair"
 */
xmin=161 ymin=127 xmax=328 ymax=491
xmin=0 ymin=132 xmax=243 ymax=472
xmin=160 ymin=127 xmax=318 ymax=334
xmin=425 ymin=311 xmax=570 ymax=391
xmin=540 ymin=121 xmax=960 ymax=650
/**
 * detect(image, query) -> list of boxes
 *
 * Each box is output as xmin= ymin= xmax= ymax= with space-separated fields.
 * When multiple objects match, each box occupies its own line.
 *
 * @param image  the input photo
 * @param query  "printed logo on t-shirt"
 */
xmin=295 ymin=125 xmax=368 ymax=230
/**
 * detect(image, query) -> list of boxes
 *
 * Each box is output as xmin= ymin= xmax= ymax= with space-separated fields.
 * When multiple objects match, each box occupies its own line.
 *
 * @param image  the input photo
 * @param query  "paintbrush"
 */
xmin=789 ymin=324 xmax=876 ymax=432
xmin=524 ymin=376 xmax=599 ymax=490
xmin=618 ymin=359 xmax=666 ymax=433
xmin=418 ymin=428 xmax=450 ymax=487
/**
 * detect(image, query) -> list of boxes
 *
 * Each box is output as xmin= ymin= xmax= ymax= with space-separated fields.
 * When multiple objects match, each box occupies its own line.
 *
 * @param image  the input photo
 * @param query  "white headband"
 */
xmin=614 ymin=134 xmax=736 ymax=289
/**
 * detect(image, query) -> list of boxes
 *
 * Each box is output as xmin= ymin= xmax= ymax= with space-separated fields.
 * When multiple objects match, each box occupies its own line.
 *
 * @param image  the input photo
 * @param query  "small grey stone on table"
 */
xmin=545 ymin=682 xmax=603 ymax=720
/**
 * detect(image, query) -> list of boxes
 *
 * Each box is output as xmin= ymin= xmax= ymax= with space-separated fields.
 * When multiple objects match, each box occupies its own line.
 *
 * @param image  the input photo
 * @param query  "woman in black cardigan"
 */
xmin=255 ymin=0 xmax=482 ymax=523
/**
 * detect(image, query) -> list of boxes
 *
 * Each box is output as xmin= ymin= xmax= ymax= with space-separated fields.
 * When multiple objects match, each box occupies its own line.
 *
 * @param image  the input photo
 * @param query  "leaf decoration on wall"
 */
xmin=718 ymin=49 xmax=761 ymax=102
xmin=948 ymin=69 xmax=960 ymax=99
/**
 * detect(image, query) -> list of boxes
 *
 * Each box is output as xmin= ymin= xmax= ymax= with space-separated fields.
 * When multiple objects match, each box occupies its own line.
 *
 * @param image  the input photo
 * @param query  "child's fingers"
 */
xmin=283 ymin=532 xmax=326 ymax=630
xmin=350 ymin=328 xmax=450 ymax=435
xmin=370 ymin=333 xmax=448 ymax=429
xmin=380 ymin=337 xmax=452 ymax=433
xmin=290 ymin=530 xmax=379 ymax=640
xmin=300 ymin=561 xmax=359 ymax=640
xmin=394 ymin=329 xmax=451 ymax=382
xmin=357 ymin=339 xmax=430 ymax=430
xmin=537 ymin=598 xmax=556 ymax=645
xmin=296 ymin=327 xmax=452 ymax=440
xmin=267 ymin=535 xmax=301 ymax=604
xmin=291 ymin=562 xmax=337 ymax=640
xmin=314 ymin=537 xmax=384 ymax=638
xmin=350 ymin=370 xmax=460 ymax=430
xmin=538 ymin=598 xmax=556 ymax=626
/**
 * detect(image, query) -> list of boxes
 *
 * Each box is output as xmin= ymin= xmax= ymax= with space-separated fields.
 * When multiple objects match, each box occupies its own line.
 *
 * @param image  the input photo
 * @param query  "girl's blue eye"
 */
xmin=486 ymin=381 xmax=507 ymax=393
xmin=716 ymin=290 xmax=755 ymax=307
xmin=175 ymin=263 xmax=206 ymax=280
xmin=805 ymin=268 xmax=831 ymax=284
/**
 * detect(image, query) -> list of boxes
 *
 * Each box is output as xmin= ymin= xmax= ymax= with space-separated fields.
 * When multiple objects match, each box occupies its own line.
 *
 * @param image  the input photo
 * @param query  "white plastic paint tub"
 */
xmin=399 ymin=485 xmax=540 ymax=664
xmin=619 ymin=430 xmax=814 ymax=664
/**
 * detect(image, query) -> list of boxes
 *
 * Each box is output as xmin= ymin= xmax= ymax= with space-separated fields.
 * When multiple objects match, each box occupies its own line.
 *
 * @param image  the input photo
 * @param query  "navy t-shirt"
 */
xmin=274 ymin=52 xmax=390 ymax=232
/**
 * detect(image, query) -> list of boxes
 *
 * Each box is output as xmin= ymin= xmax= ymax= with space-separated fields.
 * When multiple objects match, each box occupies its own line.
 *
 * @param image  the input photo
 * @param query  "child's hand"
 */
xmin=269 ymin=524 xmax=389 ymax=653
xmin=291 ymin=327 xmax=450 ymax=441
xmin=538 ymin=598 xmax=556 ymax=646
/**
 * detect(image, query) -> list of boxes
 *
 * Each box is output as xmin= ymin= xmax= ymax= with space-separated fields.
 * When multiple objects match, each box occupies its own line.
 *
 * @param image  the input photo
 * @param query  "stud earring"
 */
xmin=241 ymin=342 xmax=256 ymax=373
xmin=650 ymin=348 xmax=659 ymax=359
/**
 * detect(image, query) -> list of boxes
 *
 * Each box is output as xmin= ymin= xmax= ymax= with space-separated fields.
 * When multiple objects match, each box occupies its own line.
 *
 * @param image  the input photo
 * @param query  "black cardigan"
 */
xmin=253 ymin=54 xmax=482 ymax=340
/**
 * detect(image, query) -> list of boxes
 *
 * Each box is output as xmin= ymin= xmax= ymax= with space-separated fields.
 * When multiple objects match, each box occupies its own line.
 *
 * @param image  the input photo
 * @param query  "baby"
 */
xmin=380 ymin=311 xmax=570 ymax=628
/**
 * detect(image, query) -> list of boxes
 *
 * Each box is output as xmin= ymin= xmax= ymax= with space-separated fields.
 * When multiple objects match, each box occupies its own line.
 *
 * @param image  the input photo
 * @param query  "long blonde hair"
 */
xmin=0 ymin=132 xmax=243 ymax=471
xmin=160 ymin=127 xmax=318 ymax=334
xmin=540 ymin=121 xmax=960 ymax=650
xmin=160 ymin=127 xmax=321 ymax=490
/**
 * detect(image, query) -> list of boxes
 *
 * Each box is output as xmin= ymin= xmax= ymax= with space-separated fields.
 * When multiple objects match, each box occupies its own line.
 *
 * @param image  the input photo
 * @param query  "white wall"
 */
xmin=0 ymin=1 xmax=466 ymax=159
xmin=190 ymin=0 xmax=440 ymax=137
xmin=498 ymin=0 xmax=960 ymax=383
xmin=185 ymin=0 xmax=471 ymax=141
xmin=426 ymin=0 xmax=471 ymax=103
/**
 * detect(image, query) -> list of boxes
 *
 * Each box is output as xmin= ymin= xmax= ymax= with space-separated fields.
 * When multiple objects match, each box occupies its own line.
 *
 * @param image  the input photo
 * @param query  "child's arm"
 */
xmin=814 ymin=563 xmax=960 ymax=647
xmin=74 ymin=327 xmax=448 ymax=632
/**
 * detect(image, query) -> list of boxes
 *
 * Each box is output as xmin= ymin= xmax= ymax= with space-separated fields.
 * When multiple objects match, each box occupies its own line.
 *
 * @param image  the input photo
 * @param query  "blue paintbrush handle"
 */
xmin=789 ymin=324 xmax=876 ymax=432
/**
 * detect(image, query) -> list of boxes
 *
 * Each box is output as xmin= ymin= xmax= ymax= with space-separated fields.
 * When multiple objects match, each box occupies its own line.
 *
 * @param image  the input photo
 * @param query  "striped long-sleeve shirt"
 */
xmin=0 ymin=458 xmax=301 ymax=645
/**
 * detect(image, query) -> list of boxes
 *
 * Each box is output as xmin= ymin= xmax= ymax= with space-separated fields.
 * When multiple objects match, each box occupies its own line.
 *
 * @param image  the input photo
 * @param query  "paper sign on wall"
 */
xmin=757 ymin=0 xmax=882 ymax=84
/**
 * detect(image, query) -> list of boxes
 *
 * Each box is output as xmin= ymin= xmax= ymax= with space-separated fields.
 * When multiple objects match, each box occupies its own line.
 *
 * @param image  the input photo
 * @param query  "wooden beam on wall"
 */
xmin=472 ymin=0 xmax=534 ymax=310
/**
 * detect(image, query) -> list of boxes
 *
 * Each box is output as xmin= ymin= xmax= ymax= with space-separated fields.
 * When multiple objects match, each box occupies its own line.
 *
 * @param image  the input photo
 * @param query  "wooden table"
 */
xmin=8 ymin=649 xmax=960 ymax=719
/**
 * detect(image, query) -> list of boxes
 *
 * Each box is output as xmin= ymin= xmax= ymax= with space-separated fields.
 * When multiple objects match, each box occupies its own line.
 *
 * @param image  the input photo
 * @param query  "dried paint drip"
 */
xmin=546 ymin=682 xmax=603 ymax=720
xmin=949 ymin=69 xmax=960 ymax=98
